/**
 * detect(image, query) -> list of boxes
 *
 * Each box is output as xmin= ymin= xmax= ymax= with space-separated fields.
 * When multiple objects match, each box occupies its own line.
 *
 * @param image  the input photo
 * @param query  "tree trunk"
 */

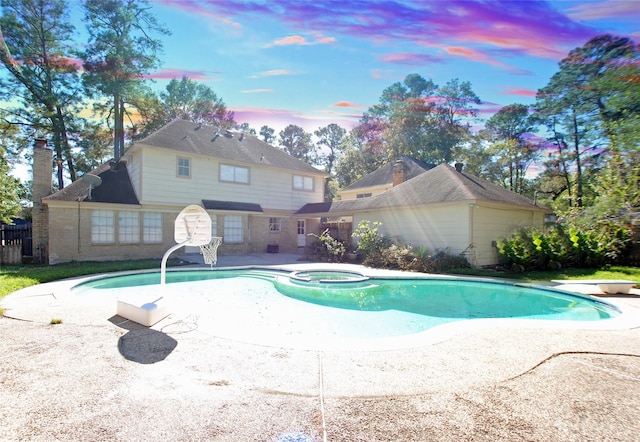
xmin=571 ymin=110 xmax=583 ymax=207
xmin=113 ymin=93 xmax=122 ymax=159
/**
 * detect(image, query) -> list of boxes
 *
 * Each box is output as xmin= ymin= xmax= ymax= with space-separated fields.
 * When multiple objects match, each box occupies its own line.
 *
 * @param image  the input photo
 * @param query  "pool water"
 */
xmin=73 ymin=269 xmax=619 ymax=347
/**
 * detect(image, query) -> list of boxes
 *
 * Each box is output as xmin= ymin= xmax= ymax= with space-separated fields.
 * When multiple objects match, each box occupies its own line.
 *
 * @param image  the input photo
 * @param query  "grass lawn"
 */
xmin=0 ymin=259 xmax=168 ymax=300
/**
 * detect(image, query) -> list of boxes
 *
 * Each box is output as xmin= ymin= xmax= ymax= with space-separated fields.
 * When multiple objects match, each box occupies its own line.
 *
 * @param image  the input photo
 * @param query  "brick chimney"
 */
xmin=392 ymin=159 xmax=407 ymax=186
xmin=31 ymin=138 xmax=53 ymax=263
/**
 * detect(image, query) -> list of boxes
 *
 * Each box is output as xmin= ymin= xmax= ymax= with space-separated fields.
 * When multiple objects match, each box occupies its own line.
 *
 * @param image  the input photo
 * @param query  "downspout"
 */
xmin=77 ymin=199 xmax=81 ymax=255
xmin=468 ymin=203 xmax=476 ymax=267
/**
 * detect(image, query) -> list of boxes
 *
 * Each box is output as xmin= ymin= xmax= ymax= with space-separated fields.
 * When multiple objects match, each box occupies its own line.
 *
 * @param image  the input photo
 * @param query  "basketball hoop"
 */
xmin=173 ymin=205 xmax=212 ymax=246
xmin=200 ymin=237 xmax=222 ymax=268
xmin=161 ymin=205 xmax=212 ymax=285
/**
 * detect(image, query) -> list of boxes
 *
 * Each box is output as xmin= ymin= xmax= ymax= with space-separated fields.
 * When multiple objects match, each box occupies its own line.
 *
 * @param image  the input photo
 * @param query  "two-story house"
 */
xmin=36 ymin=119 xmax=328 ymax=264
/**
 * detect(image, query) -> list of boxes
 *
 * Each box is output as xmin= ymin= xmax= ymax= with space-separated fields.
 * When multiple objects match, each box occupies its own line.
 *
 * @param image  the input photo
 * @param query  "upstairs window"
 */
xmin=220 ymin=164 xmax=249 ymax=184
xmin=293 ymin=175 xmax=313 ymax=191
xmin=356 ymin=193 xmax=372 ymax=198
xmin=177 ymin=157 xmax=191 ymax=178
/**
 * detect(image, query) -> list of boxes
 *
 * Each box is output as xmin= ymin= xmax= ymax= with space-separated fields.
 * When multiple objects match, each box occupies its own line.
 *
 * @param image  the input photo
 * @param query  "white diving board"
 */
xmin=552 ymin=280 xmax=637 ymax=294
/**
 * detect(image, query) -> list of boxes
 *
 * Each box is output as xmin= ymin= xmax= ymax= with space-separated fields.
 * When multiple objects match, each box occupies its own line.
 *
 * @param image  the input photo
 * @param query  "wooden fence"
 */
xmin=1 ymin=222 xmax=32 ymax=265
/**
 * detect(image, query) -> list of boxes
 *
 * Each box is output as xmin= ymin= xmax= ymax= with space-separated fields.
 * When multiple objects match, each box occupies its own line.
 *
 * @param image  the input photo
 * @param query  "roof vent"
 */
xmin=454 ymin=162 xmax=463 ymax=172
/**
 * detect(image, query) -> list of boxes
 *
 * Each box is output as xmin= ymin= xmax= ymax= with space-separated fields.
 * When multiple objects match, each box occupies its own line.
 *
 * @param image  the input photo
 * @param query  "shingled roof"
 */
xmin=133 ymin=119 xmax=326 ymax=176
xmin=43 ymin=160 xmax=139 ymax=205
xmin=297 ymin=163 xmax=548 ymax=216
xmin=342 ymin=155 xmax=434 ymax=191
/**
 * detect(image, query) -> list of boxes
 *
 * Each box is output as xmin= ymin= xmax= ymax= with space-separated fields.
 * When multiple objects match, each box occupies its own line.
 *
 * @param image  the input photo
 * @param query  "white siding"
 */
xmin=125 ymin=149 xmax=142 ymax=200
xmin=471 ymin=205 xmax=544 ymax=267
xmin=134 ymin=148 xmax=324 ymax=210
xmin=354 ymin=203 xmax=547 ymax=267
xmin=354 ymin=204 xmax=471 ymax=254
xmin=339 ymin=184 xmax=390 ymax=201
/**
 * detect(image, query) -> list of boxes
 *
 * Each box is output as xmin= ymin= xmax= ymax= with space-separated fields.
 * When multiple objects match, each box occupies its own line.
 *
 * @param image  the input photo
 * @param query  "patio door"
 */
xmin=297 ymin=220 xmax=306 ymax=247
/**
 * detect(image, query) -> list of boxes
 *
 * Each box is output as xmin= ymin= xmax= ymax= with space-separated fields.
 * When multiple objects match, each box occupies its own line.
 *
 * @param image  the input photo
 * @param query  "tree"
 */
xmin=535 ymin=34 xmax=639 ymax=208
xmin=314 ymin=123 xmax=345 ymax=173
xmin=236 ymin=122 xmax=256 ymax=136
xmin=161 ymin=76 xmax=234 ymax=127
xmin=314 ymin=123 xmax=346 ymax=201
xmin=0 ymin=0 xmax=82 ymax=188
xmin=81 ymin=0 xmax=169 ymax=159
xmin=278 ymin=124 xmax=313 ymax=162
xmin=360 ymin=74 xmax=480 ymax=164
xmin=484 ymin=104 xmax=538 ymax=193
xmin=0 ymin=146 xmax=22 ymax=223
xmin=132 ymin=77 xmax=235 ymax=138
xmin=259 ymin=125 xmax=275 ymax=144
xmin=334 ymin=124 xmax=387 ymax=188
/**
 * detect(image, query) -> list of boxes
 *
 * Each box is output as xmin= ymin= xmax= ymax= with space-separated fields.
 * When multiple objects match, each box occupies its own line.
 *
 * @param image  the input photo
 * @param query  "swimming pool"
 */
xmin=72 ymin=268 xmax=623 ymax=350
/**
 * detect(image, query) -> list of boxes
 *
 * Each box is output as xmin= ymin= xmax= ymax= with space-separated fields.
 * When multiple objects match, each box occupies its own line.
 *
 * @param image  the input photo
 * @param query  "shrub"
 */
xmin=307 ymin=229 xmax=346 ymax=262
xmin=352 ymin=220 xmax=393 ymax=267
xmin=497 ymin=221 xmax=630 ymax=271
xmin=352 ymin=220 xmax=470 ymax=272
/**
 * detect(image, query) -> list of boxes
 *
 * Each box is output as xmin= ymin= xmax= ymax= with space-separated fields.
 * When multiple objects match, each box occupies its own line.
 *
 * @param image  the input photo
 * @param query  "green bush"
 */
xmin=352 ymin=220 xmax=393 ymax=267
xmin=352 ymin=220 xmax=470 ymax=272
xmin=497 ymin=221 xmax=631 ymax=271
xmin=307 ymin=229 xmax=347 ymax=262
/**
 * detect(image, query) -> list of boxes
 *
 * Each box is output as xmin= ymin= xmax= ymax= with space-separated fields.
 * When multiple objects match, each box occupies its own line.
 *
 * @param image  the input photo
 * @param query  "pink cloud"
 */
xmin=564 ymin=0 xmax=640 ymax=21
xmin=332 ymin=101 xmax=362 ymax=109
xmin=231 ymin=106 xmax=358 ymax=133
xmin=499 ymin=87 xmax=537 ymax=97
xmin=371 ymin=69 xmax=395 ymax=80
xmin=155 ymin=0 xmax=242 ymax=28
xmin=272 ymin=35 xmax=307 ymax=46
xmin=187 ymin=0 xmax=598 ymax=62
xmin=146 ymin=68 xmax=220 ymax=81
xmin=381 ymin=52 xmax=444 ymax=65
xmin=250 ymin=69 xmax=297 ymax=78
xmin=265 ymin=33 xmax=336 ymax=47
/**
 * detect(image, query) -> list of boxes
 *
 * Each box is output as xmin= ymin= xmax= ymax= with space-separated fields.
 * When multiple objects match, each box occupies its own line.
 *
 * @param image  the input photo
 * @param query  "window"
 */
xmin=210 ymin=215 xmax=217 ymax=237
xmin=118 ymin=211 xmax=139 ymax=243
xmin=269 ymin=217 xmax=281 ymax=232
xmin=293 ymin=175 xmax=313 ymax=191
xmin=223 ymin=215 xmax=243 ymax=243
xmin=220 ymin=164 xmax=249 ymax=184
xmin=177 ymin=157 xmax=191 ymax=177
xmin=143 ymin=212 xmax=163 ymax=243
xmin=356 ymin=193 xmax=372 ymax=198
xmin=91 ymin=210 xmax=114 ymax=244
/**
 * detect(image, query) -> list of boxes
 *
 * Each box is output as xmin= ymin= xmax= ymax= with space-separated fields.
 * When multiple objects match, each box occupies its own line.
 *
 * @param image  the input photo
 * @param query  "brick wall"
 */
xmin=32 ymin=141 xmax=53 ymax=263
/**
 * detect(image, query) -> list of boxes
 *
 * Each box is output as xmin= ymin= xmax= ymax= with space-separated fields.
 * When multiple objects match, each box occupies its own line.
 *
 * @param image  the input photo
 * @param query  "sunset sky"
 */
xmin=134 ymin=0 xmax=639 ymax=134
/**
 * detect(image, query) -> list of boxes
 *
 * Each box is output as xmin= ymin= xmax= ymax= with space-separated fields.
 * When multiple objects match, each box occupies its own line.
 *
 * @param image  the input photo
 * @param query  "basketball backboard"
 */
xmin=174 ymin=205 xmax=212 ymax=246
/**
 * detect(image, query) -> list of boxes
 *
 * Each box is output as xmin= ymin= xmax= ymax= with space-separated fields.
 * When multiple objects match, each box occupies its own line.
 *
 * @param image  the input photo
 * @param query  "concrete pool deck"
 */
xmin=2 ymin=253 xmax=640 ymax=441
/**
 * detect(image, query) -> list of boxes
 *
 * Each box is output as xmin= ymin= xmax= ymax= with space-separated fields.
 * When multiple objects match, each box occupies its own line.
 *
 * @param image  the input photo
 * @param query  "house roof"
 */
xmin=43 ymin=160 xmax=140 ymax=205
xmin=202 ymin=200 xmax=263 ymax=212
xmin=342 ymin=155 xmax=434 ymax=191
xmin=296 ymin=163 xmax=549 ymax=216
xmin=133 ymin=119 xmax=327 ymax=176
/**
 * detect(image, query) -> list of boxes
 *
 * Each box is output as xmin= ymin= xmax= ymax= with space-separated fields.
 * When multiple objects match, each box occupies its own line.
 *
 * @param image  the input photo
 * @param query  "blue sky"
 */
xmin=135 ymin=0 xmax=639 ymax=134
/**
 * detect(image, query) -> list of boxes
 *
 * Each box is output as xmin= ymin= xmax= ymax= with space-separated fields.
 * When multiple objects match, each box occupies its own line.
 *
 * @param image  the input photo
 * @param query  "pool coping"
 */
xmin=4 ymin=263 xmax=640 ymax=352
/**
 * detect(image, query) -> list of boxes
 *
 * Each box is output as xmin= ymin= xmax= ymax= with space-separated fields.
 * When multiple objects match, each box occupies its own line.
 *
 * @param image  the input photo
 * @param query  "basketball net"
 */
xmin=200 ymin=237 xmax=222 ymax=268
